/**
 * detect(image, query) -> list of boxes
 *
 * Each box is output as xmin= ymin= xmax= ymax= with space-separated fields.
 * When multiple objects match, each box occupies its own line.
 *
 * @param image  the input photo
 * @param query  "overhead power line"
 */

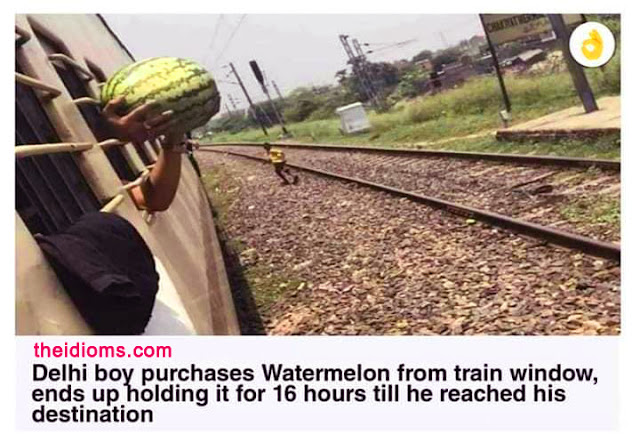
xmin=212 ymin=14 xmax=247 ymax=66
xmin=365 ymin=38 xmax=418 ymax=54
xmin=201 ymin=14 xmax=225 ymax=66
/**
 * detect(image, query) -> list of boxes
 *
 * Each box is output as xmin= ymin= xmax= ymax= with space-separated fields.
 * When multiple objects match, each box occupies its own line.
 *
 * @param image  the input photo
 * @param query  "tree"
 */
xmin=432 ymin=48 xmax=463 ymax=70
xmin=395 ymin=67 xmax=430 ymax=99
xmin=412 ymin=49 xmax=434 ymax=63
xmin=335 ymin=62 xmax=400 ymax=103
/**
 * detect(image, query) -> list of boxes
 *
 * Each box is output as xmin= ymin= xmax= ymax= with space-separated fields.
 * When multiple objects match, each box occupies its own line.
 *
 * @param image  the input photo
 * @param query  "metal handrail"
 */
xmin=143 ymin=211 xmax=155 ymax=224
xmin=72 ymin=97 xmax=101 ymax=106
xmin=47 ymin=53 xmax=94 ymax=80
xmin=98 ymin=138 xmax=127 ymax=149
xmin=15 ymin=142 xmax=93 ymax=158
xmin=100 ymin=194 xmax=124 ymax=213
xmin=121 ymin=169 xmax=150 ymax=191
xmin=15 ymin=72 xmax=61 ymax=97
xmin=15 ymin=25 xmax=32 ymax=46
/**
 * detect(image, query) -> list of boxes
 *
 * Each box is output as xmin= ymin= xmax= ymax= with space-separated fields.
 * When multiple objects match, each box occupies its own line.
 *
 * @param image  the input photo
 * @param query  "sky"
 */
xmin=103 ymin=14 xmax=484 ymax=110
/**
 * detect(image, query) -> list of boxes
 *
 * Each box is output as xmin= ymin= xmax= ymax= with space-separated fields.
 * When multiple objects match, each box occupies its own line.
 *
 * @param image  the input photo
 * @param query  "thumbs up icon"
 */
xmin=581 ymin=29 xmax=604 ymax=61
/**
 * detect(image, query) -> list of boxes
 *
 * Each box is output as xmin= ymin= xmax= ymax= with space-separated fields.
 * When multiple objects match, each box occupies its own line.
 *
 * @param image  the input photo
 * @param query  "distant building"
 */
xmin=436 ymin=62 xmax=476 ymax=89
xmin=502 ymin=49 xmax=547 ymax=71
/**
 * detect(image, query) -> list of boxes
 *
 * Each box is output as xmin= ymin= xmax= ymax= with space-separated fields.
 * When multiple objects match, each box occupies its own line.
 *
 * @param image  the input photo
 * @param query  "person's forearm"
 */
xmin=140 ymin=148 xmax=182 ymax=211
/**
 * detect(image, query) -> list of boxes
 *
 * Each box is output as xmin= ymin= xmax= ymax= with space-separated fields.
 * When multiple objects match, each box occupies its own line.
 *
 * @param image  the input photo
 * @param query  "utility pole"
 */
xmin=227 ymin=94 xmax=238 ymax=110
xmin=272 ymin=80 xmax=284 ymax=101
xmin=352 ymin=38 xmax=380 ymax=106
xmin=249 ymin=60 xmax=289 ymax=136
xmin=547 ymin=14 xmax=598 ymax=113
xmin=227 ymin=62 xmax=268 ymax=136
xmin=339 ymin=34 xmax=378 ymax=109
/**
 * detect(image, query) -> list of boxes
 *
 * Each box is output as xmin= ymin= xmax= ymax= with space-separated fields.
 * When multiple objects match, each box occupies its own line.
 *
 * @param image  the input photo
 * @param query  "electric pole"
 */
xmin=339 ymin=34 xmax=379 ymax=109
xmin=547 ymin=14 xmax=598 ymax=113
xmin=353 ymin=38 xmax=380 ymax=106
xmin=272 ymin=80 xmax=284 ymax=101
xmin=227 ymin=93 xmax=238 ymax=110
xmin=249 ymin=60 xmax=289 ymax=136
xmin=227 ymin=62 xmax=268 ymax=136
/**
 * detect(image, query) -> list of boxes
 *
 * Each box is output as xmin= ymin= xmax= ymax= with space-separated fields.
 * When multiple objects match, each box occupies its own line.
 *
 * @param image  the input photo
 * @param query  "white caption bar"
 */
xmin=16 ymin=336 xmax=617 ymax=431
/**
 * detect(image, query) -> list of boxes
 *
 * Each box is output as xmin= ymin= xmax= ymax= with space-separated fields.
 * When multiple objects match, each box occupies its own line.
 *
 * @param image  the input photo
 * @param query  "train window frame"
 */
xmin=15 ymin=63 xmax=101 ymax=236
xmin=32 ymin=26 xmax=139 ymax=182
xmin=85 ymin=58 xmax=160 ymax=167
xmin=84 ymin=57 xmax=107 ymax=83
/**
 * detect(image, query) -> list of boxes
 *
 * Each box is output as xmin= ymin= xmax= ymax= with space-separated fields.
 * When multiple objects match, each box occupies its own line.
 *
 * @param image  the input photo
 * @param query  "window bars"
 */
xmin=15 ymin=21 xmax=159 ymax=228
xmin=72 ymin=97 xmax=101 ymax=106
xmin=15 ymin=72 xmax=61 ymax=98
xmin=15 ymin=140 xmax=153 ymax=214
xmin=15 ymin=25 xmax=31 ymax=47
xmin=15 ymin=77 xmax=155 ymax=217
xmin=15 ymin=142 xmax=93 ymax=158
xmin=47 ymin=53 xmax=94 ymax=80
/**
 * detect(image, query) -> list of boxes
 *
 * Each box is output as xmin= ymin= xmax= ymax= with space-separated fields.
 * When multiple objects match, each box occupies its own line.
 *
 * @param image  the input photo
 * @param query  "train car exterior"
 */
xmin=15 ymin=14 xmax=239 ymax=335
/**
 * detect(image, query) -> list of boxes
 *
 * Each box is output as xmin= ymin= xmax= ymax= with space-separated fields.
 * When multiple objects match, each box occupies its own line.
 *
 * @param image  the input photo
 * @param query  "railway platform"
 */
xmin=496 ymin=96 xmax=620 ymax=141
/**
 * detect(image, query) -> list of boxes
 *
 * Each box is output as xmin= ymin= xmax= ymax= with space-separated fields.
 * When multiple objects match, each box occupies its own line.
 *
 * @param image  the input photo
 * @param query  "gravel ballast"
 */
xmin=197 ymin=152 xmax=620 ymax=336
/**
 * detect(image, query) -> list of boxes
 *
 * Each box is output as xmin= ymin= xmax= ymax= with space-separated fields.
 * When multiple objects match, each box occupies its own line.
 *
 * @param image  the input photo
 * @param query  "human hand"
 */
xmin=102 ymin=97 xmax=175 ymax=144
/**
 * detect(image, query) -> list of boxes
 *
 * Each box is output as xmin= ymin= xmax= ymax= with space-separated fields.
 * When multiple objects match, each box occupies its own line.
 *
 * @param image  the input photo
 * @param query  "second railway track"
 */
xmin=201 ymin=143 xmax=620 ymax=262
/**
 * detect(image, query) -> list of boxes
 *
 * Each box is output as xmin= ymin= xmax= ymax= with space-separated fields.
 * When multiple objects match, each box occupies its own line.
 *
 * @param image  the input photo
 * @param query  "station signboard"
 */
xmin=482 ymin=14 xmax=583 ymax=45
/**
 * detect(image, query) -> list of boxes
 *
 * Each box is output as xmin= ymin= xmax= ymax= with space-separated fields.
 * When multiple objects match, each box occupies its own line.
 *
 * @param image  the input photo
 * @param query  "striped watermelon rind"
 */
xmin=101 ymin=57 xmax=220 ymax=134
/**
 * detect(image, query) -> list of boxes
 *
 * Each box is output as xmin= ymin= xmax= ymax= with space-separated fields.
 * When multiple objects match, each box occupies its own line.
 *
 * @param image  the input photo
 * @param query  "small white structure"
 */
xmin=336 ymin=102 xmax=371 ymax=134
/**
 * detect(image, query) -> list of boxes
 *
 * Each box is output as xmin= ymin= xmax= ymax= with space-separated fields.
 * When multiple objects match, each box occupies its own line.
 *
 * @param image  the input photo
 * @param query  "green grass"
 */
xmin=201 ymin=164 xmax=238 ymax=224
xmin=560 ymin=196 xmax=620 ymax=230
xmin=244 ymin=265 xmax=305 ymax=312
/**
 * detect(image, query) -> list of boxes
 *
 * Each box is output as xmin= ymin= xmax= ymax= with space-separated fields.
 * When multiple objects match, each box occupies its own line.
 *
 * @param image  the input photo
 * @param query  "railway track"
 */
xmin=196 ymin=151 xmax=620 ymax=335
xmin=201 ymin=144 xmax=620 ymax=262
xmin=205 ymin=141 xmax=620 ymax=170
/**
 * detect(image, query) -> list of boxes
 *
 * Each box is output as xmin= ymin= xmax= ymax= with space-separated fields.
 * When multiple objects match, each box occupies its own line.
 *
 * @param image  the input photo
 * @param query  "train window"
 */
xmin=86 ymin=58 xmax=158 ymax=166
xmin=84 ymin=58 xmax=107 ymax=83
xmin=132 ymin=141 xmax=153 ymax=166
xmin=35 ymin=31 xmax=137 ymax=182
xmin=15 ymin=64 xmax=100 ymax=235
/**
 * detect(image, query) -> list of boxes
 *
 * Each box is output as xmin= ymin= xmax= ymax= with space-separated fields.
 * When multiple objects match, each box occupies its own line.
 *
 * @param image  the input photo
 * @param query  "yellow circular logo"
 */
xmin=569 ymin=22 xmax=616 ymax=68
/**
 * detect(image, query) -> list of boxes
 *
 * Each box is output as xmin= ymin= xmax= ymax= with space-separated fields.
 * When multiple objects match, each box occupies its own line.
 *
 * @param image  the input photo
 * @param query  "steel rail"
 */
xmin=203 ymin=141 xmax=620 ymax=171
xmin=203 ymin=147 xmax=620 ymax=262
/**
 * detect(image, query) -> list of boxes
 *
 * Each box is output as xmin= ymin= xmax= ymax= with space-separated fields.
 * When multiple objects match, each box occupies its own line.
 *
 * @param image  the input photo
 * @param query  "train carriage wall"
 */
xmin=15 ymin=13 xmax=239 ymax=335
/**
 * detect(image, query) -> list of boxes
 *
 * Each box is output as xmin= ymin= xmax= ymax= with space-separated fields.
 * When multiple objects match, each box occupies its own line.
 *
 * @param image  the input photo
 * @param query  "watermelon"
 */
xmin=100 ymin=57 xmax=220 ymax=134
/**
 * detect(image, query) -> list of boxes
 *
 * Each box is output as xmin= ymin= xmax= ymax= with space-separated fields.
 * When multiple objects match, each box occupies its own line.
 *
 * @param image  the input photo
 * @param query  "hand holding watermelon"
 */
xmin=101 ymin=57 xmax=220 ymax=142
xmin=102 ymin=96 xmax=177 ymax=144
